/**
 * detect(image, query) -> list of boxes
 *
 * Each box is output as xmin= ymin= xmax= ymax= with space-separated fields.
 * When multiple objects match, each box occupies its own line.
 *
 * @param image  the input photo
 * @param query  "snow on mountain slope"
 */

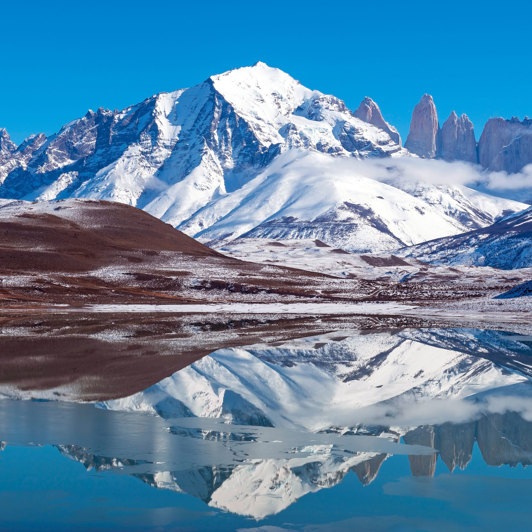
xmin=400 ymin=206 xmax=532 ymax=269
xmin=181 ymin=150 xmax=525 ymax=252
xmin=0 ymin=63 xmax=400 ymax=219
xmin=206 ymin=451 xmax=383 ymax=519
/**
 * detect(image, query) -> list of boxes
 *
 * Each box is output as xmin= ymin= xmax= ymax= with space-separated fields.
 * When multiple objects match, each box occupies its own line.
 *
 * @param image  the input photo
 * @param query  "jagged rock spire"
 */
xmin=404 ymin=94 xmax=439 ymax=158
xmin=439 ymin=111 xmax=477 ymax=163
xmin=0 ymin=128 xmax=16 ymax=157
xmin=354 ymin=97 xmax=401 ymax=145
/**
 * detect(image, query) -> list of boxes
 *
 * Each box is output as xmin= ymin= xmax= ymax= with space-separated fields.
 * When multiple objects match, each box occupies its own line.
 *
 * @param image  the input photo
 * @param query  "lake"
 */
xmin=0 ymin=321 xmax=531 ymax=531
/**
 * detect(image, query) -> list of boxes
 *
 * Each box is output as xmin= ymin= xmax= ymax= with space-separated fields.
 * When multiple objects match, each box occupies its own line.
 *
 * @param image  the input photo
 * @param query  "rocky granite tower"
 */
xmin=478 ymin=117 xmax=532 ymax=172
xmin=438 ymin=111 xmax=477 ymax=163
xmin=405 ymin=94 xmax=439 ymax=158
xmin=354 ymin=97 xmax=401 ymax=145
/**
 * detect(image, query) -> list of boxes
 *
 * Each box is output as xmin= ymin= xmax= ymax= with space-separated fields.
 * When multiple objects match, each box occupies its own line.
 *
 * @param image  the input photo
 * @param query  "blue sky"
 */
xmin=2 ymin=0 xmax=530 ymax=144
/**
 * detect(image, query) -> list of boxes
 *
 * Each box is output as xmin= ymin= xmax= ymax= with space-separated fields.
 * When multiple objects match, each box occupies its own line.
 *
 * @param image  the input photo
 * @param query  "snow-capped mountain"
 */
xmin=0 ymin=62 xmax=525 ymax=253
xmin=0 ymin=62 xmax=400 ymax=208
xmin=401 ymin=206 xmax=532 ymax=269
xmin=180 ymin=151 xmax=524 ymax=251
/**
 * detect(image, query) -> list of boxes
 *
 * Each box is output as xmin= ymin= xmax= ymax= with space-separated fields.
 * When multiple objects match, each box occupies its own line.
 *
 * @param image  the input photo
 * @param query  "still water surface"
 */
xmin=0 ymin=326 xmax=531 ymax=531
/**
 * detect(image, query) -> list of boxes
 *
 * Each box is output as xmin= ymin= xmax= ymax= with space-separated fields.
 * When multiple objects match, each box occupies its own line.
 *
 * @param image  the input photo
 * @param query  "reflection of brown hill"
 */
xmin=435 ymin=421 xmax=475 ymax=472
xmin=0 ymin=313 xmax=358 ymax=401
xmin=477 ymin=411 xmax=532 ymax=467
xmin=403 ymin=426 xmax=437 ymax=477
xmin=352 ymin=453 xmax=387 ymax=485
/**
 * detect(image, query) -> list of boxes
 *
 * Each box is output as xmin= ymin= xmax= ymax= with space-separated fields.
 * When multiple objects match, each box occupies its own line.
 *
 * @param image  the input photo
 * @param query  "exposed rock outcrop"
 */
xmin=354 ymin=97 xmax=401 ymax=144
xmin=435 ymin=421 xmax=475 ymax=471
xmin=405 ymin=94 xmax=439 ymax=158
xmin=438 ymin=111 xmax=477 ymax=163
xmin=478 ymin=117 xmax=532 ymax=172
xmin=0 ymin=128 xmax=16 ymax=160
xmin=403 ymin=425 xmax=438 ymax=476
xmin=476 ymin=412 xmax=532 ymax=467
xmin=351 ymin=453 xmax=388 ymax=485
xmin=0 ymin=132 xmax=47 ymax=184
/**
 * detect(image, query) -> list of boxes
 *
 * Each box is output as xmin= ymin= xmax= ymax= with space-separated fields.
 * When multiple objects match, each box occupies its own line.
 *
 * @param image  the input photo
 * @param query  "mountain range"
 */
xmin=0 ymin=62 xmax=530 ymax=264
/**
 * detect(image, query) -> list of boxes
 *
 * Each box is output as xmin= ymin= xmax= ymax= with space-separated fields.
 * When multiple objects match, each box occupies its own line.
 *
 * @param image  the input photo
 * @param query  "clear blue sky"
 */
xmin=2 ymin=0 xmax=530 ymax=144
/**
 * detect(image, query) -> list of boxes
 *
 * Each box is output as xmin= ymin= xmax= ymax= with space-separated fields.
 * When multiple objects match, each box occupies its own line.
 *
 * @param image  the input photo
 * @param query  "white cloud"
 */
xmin=295 ymin=153 xmax=532 ymax=198
xmin=352 ymin=156 xmax=532 ymax=193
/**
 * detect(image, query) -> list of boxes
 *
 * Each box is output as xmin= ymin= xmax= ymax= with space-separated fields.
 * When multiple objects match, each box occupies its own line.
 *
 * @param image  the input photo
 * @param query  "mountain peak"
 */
xmin=439 ymin=111 xmax=477 ymax=163
xmin=252 ymin=60 xmax=270 ymax=68
xmin=478 ymin=115 xmax=532 ymax=172
xmin=405 ymin=94 xmax=439 ymax=158
xmin=210 ymin=61 xmax=287 ymax=82
xmin=0 ymin=128 xmax=16 ymax=154
xmin=354 ymin=97 xmax=401 ymax=145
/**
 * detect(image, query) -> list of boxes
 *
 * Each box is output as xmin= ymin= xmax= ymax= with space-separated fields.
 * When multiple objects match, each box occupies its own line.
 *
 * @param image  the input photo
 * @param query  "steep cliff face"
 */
xmin=0 ymin=133 xmax=47 ymax=184
xmin=0 ymin=129 xmax=16 ymax=161
xmin=438 ymin=111 xmax=477 ymax=163
xmin=404 ymin=94 xmax=439 ymax=158
xmin=478 ymin=117 xmax=532 ymax=172
xmin=354 ymin=96 xmax=401 ymax=144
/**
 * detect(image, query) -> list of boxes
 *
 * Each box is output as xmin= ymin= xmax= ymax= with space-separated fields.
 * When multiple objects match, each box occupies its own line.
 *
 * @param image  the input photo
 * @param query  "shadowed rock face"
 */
xmin=438 ymin=111 xmax=477 ymax=163
xmin=398 ymin=412 xmax=532 ymax=478
xmin=403 ymin=426 xmax=438 ymax=476
xmin=477 ymin=411 xmax=532 ymax=466
xmin=478 ymin=117 xmax=532 ymax=173
xmin=351 ymin=453 xmax=388 ymax=485
xmin=435 ymin=421 xmax=476 ymax=472
xmin=405 ymin=94 xmax=439 ymax=158
xmin=0 ymin=129 xmax=16 ymax=160
xmin=354 ymin=97 xmax=401 ymax=145
xmin=0 ymin=132 xmax=47 ymax=183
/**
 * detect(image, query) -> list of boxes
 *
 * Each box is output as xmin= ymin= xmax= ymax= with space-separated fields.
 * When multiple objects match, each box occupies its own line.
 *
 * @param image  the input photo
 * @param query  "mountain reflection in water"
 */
xmin=0 ymin=326 xmax=531 ymax=525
